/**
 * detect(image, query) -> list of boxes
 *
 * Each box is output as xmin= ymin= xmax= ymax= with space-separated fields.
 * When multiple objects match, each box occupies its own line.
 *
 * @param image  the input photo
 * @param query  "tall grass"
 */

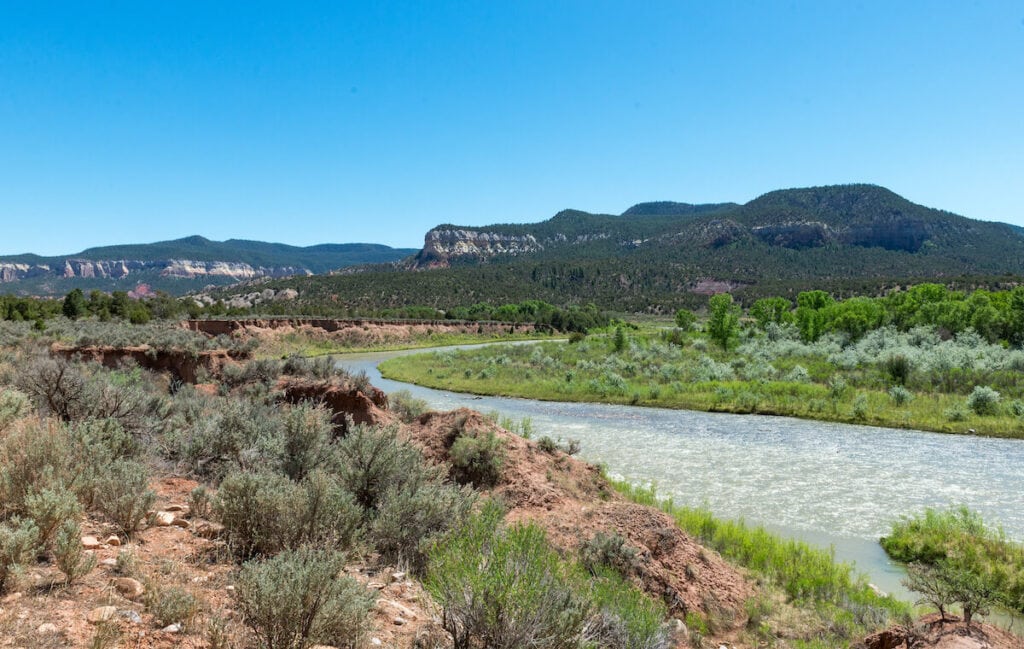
xmin=611 ymin=479 xmax=909 ymax=632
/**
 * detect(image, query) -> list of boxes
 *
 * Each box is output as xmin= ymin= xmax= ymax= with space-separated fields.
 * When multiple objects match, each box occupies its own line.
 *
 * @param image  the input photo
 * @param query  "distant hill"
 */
xmin=224 ymin=184 xmax=1024 ymax=312
xmin=0 ymin=236 xmax=417 ymax=296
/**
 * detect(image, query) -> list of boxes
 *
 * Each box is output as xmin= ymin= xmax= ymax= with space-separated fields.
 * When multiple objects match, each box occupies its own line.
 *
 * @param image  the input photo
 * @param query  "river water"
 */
xmin=337 ymin=345 xmax=1024 ymax=599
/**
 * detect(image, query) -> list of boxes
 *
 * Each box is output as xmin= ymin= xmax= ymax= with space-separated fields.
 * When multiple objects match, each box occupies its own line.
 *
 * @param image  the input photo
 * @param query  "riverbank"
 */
xmin=378 ymin=335 xmax=1024 ymax=439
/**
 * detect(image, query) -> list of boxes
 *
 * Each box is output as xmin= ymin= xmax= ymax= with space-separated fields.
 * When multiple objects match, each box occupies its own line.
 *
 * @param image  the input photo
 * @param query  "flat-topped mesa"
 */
xmin=0 ymin=258 xmax=311 ymax=283
xmin=414 ymin=228 xmax=543 ymax=268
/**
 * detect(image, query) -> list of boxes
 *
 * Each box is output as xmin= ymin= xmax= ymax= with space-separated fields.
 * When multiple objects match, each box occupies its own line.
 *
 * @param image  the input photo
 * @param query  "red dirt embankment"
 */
xmin=276 ymin=377 xmax=394 ymax=432
xmin=50 ymin=344 xmax=239 ymax=384
xmin=406 ymin=408 xmax=752 ymax=623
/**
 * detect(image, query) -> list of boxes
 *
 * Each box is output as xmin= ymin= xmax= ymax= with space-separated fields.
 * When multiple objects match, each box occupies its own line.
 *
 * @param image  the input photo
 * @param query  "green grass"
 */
xmin=378 ymin=335 xmax=1024 ymax=439
xmin=881 ymin=506 xmax=1024 ymax=613
xmin=611 ymin=479 xmax=911 ymax=647
xmin=256 ymin=329 xmax=562 ymax=358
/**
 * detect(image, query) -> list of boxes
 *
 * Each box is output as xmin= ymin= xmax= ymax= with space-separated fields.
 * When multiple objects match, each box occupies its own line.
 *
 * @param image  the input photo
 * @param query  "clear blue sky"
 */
xmin=1 ymin=1 xmax=1022 ymax=255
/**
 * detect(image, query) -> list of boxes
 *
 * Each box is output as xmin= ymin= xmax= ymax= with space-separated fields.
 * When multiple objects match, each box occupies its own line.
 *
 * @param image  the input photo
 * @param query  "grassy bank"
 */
xmin=612 ymin=479 xmax=911 ymax=647
xmin=254 ymin=328 xmax=561 ymax=358
xmin=378 ymin=330 xmax=1024 ymax=439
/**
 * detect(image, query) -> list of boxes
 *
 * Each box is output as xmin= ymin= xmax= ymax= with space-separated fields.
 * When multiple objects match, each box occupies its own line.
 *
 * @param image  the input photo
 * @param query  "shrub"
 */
xmin=334 ymin=424 xmax=442 ymax=513
xmin=1012 ymin=400 xmax=1024 ymax=417
xmin=279 ymin=404 xmax=334 ymax=481
xmin=24 ymin=485 xmax=82 ymax=550
xmin=966 ymin=385 xmax=1001 ymax=416
xmin=0 ymin=389 xmax=30 ymax=430
xmin=145 ymin=584 xmax=200 ymax=629
xmin=580 ymin=532 xmax=639 ymax=579
xmin=93 ymin=460 xmax=156 ymax=537
xmin=427 ymin=504 xmax=591 ymax=649
xmin=388 ymin=389 xmax=429 ymax=423
xmin=944 ymin=405 xmax=967 ymax=422
xmin=216 ymin=469 xmax=360 ymax=560
xmin=0 ymin=517 xmax=39 ymax=593
xmin=882 ymin=354 xmax=912 ymax=385
xmin=888 ymin=386 xmax=913 ymax=406
xmin=585 ymin=570 xmax=670 ymax=649
xmin=537 ymin=436 xmax=558 ymax=454
xmin=189 ymin=485 xmax=211 ymax=519
xmin=54 ymin=518 xmax=96 ymax=584
xmin=368 ymin=481 xmax=475 ymax=574
xmin=449 ymin=430 xmax=505 ymax=488
xmin=235 ymin=547 xmax=376 ymax=649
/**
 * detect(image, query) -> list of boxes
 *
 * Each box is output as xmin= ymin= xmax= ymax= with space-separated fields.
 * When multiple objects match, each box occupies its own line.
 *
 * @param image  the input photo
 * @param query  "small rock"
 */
xmin=367 ymin=582 xmax=386 ymax=590
xmin=114 ymin=577 xmax=145 ymax=600
xmin=1 ymin=592 xmax=22 ymax=604
xmin=87 ymin=606 xmax=118 ymax=623
xmin=105 ymin=535 xmax=121 ymax=547
xmin=164 ymin=504 xmax=186 ymax=513
xmin=391 ymin=571 xmax=406 ymax=581
xmin=153 ymin=511 xmax=176 ymax=527
xmin=171 ymin=518 xmax=190 ymax=529
xmin=36 ymin=622 xmax=59 ymax=634
xmin=162 ymin=623 xmax=181 ymax=633
xmin=371 ymin=640 xmax=382 ymax=647
xmin=225 ymin=585 xmax=235 ymax=593
xmin=100 ymin=558 xmax=118 ymax=568
xmin=195 ymin=522 xmax=224 ymax=539
xmin=393 ymin=616 xmax=407 ymax=626
xmin=119 ymin=609 xmax=143 ymax=624
xmin=81 ymin=536 xmax=102 ymax=550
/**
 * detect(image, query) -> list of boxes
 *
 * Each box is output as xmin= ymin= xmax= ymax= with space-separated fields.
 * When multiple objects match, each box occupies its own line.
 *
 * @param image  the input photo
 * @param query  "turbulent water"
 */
xmin=338 ymin=345 xmax=1024 ymax=597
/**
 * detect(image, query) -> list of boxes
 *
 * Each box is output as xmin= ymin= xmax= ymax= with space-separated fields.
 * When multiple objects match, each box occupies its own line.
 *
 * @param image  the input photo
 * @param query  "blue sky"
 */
xmin=1 ymin=2 xmax=1022 ymax=255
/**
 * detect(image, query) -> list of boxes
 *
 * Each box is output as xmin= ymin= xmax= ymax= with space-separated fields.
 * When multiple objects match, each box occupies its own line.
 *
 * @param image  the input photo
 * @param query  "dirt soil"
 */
xmin=407 ymin=408 xmax=753 ymax=627
xmin=865 ymin=614 xmax=1023 ymax=649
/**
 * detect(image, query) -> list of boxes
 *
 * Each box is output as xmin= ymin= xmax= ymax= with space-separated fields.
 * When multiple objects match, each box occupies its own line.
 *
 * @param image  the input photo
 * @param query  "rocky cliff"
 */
xmin=0 ymin=259 xmax=310 ymax=284
xmin=413 ymin=229 xmax=543 ymax=267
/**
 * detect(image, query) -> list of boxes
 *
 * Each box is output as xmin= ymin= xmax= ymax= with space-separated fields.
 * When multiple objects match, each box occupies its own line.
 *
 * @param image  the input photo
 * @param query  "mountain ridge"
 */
xmin=0 ymin=236 xmax=417 ymax=296
xmin=235 ymin=184 xmax=1024 ymax=312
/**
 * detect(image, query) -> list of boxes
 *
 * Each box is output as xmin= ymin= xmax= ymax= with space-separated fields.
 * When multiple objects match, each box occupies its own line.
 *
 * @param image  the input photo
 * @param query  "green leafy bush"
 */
xmin=427 ymin=504 xmax=591 ymax=649
xmin=387 ymin=389 xmax=429 ymax=423
xmin=449 ymin=430 xmax=505 ymax=488
xmin=235 ymin=547 xmax=376 ymax=649
xmin=881 ymin=506 xmax=1024 ymax=614
xmin=966 ymin=385 xmax=1001 ymax=416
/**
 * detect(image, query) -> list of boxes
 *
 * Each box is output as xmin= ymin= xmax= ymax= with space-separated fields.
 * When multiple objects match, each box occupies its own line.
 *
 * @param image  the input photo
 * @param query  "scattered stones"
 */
xmin=105 ymin=535 xmax=121 ymax=547
xmin=87 ymin=606 xmax=118 ymax=623
xmin=81 ymin=536 xmax=101 ymax=550
xmin=114 ymin=577 xmax=145 ymax=600
xmin=379 ymin=599 xmax=417 ymax=620
xmin=119 ymin=609 xmax=143 ymax=624
xmin=171 ymin=517 xmax=191 ymax=529
xmin=153 ymin=511 xmax=176 ymax=527
xmin=162 ymin=623 xmax=181 ymax=633
xmin=36 ymin=622 xmax=58 ymax=634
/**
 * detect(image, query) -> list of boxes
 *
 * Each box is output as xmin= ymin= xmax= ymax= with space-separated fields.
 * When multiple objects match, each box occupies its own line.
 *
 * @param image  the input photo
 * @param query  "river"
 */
xmin=337 ymin=344 xmax=1024 ymax=601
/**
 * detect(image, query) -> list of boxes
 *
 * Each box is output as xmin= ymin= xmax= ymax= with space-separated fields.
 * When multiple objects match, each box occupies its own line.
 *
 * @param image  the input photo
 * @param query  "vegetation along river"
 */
xmin=337 ymin=344 xmax=1024 ymax=600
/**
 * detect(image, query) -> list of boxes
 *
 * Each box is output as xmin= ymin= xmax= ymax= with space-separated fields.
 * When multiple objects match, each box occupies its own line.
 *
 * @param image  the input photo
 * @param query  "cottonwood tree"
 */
xmin=707 ymin=293 xmax=740 ymax=351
